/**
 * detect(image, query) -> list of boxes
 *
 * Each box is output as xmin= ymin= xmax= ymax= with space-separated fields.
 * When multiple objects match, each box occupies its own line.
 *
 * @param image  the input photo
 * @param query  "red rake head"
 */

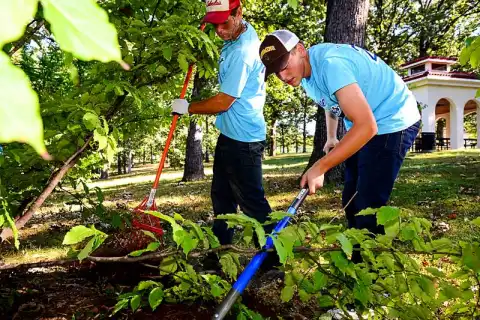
xmin=132 ymin=196 xmax=164 ymax=236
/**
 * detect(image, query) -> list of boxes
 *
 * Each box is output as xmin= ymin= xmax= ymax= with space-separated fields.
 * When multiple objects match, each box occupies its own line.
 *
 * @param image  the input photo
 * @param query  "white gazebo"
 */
xmin=401 ymin=56 xmax=480 ymax=151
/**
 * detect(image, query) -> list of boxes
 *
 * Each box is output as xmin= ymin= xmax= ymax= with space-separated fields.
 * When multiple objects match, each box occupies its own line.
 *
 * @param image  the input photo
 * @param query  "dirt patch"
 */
xmin=0 ymin=261 xmax=215 ymax=320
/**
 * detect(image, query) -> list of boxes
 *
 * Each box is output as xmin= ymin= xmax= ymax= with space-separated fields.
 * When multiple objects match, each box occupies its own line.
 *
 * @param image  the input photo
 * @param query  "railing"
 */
xmin=410 ymin=137 xmax=477 ymax=152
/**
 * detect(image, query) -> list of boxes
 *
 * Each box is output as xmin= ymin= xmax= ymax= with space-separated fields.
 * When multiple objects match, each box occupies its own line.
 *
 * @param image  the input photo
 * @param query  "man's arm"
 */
xmin=324 ymin=110 xmax=339 ymax=153
xmin=188 ymin=92 xmax=236 ymax=115
xmin=325 ymin=109 xmax=338 ymax=139
xmin=316 ymin=83 xmax=377 ymax=173
xmin=300 ymin=83 xmax=377 ymax=193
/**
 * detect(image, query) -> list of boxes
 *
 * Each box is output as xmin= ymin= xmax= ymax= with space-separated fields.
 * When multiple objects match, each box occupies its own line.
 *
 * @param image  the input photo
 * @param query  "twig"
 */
xmin=86 ymin=244 xmax=257 ymax=263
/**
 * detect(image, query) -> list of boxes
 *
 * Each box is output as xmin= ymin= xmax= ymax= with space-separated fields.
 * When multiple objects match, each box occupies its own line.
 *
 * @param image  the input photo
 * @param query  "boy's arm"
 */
xmin=324 ymin=110 xmax=339 ymax=153
xmin=301 ymin=83 xmax=377 ymax=193
xmin=188 ymin=93 xmax=236 ymax=114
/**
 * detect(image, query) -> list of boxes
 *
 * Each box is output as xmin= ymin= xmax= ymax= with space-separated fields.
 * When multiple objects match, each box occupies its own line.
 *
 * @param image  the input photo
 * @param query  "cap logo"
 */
xmin=260 ymin=46 xmax=276 ymax=59
xmin=206 ymin=0 xmax=223 ymax=6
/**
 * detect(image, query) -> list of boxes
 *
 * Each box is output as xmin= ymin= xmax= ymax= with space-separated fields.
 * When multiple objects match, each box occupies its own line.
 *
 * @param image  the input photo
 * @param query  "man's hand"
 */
xmin=172 ymin=99 xmax=189 ymax=115
xmin=300 ymin=161 xmax=325 ymax=195
xmin=323 ymin=138 xmax=339 ymax=154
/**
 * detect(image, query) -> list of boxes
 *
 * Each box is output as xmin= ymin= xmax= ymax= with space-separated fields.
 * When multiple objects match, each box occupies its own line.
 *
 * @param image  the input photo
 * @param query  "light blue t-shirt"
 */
xmin=215 ymin=21 xmax=267 ymax=142
xmin=301 ymin=44 xmax=420 ymax=134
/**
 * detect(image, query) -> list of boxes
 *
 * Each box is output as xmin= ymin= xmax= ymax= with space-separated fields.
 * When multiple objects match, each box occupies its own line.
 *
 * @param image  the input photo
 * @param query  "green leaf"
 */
xmin=159 ymin=256 xmax=178 ymax=275
xmin=130 ymin=294 xmax=141 ymax=311
xmin=377 ymin=207 xmax=399 ymax=225
xmin=268 ymin=211 xmax=293 ymax=221
xmin=220 ymin=254 xmax=238 ymax=280
xmin=317 ymin=295 xmax=335 ymax=307
xmin=177 ymin=53 xmax=189 ymax=72
xmin=146 ymin=211 xmax=184 ymax=247
xmin=129 ymin=241 xmax=160 ymax=257
xmin=472 ymin=217 xmax=480 ymax=227
xmin=181 ymin=233 xmax=198 ymax=256
xmin=112 ymin=299 xmax=129 ymax=315
xmin=186 ymin=221 xmax=204 ymax=241
xmin=287 ymin=0 xmax=298 ymax=9
xmin=63 ymin=225 xmax=95 ymax=245
xmin=3 ymin=207 xmax=19 ymax=249
xmin=336 ymin=233 xmax=353 ymax=257
xmin=353 ymin=283 xmax=371 ymax=306
xmin=356 ymin=208 xmax=377 ymax=216
xmin=426 ymin=267 xmax=445 ymax=278
xmin=313 ymin=270 xmax=328 ymax=291
xmin=41 ymin=0 xmax=123 ymax=63
xmin=431 ymin=238 xmax=452 ymax=251
xmin=94 ymin=129 xmax=108 ymax=150
xmin=384 ymin=219 xmax=400 ymax=238
xmin=0 ymin=0 xmax=39 ymax=46
xmin=330 ymin=251 xmax=349 ymax=275
xmin=0 ymin=52 xmax=48 ymax=158
xmin=281 ymin=285 xmax=295 ymax=302
xmin=298 ymin=289 xmax=311 ymax=302
xmin=418 ymin=276 xmax=435 ymax=298
xmin=137 ymin=280 xmax=159 ymax=291
xmin=162 ymin=46 xmax=173 ymax=61
xmin=148 ymin=287 xmax=164 ymax=311
xmin=202 ymin=226 xmax=220 ymax=249
xmin=77 ymin=237 xmax=95 ymax=261
xmin=400 ymin=226 xmax=417 ymax=241
xmin=243 ymin=225 xmax=253 ymax=246
xmin=83 ymin=112 xmax=101 ymax=130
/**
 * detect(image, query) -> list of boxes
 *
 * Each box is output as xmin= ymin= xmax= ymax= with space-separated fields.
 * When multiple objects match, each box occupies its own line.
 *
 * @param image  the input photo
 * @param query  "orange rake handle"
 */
xmin=150 ymin=23 xmax=207 ymax=193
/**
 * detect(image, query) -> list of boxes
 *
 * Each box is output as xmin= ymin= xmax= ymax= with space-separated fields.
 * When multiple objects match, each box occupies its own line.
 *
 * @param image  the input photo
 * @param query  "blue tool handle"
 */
xmin=212 ymin=188 xmax=309 ymax=320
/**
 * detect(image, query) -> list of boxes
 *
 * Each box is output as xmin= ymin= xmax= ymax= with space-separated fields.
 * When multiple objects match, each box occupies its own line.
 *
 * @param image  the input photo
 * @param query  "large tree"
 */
xmin=306 ymin=0 xmax=370 ymax=184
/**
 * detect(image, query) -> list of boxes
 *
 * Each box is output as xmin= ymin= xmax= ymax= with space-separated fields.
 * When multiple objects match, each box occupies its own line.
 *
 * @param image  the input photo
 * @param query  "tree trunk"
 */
xmin=143 ymin=148 xmax=146 ymax=165
xmin=268 ymin=118 xmax=278 ymax=157
xmin=205 ymin=119 xmax=210 ymax=163
xmin=295 ymin=131 xmax=299 ymax=153
xmin=100 ymin=162 xmax=109 ymax=180
xmin=0 ymin=87 xmax=128 ymax=240
xmin=117 ymin=153 xmax=122 ymax=175
xmin=182 ymin=74 xmax=205 ymax=181
xmin=307 ymin=0 xmax=369 ymax=184
xmin=127 ymin=150 xmax=133 ymax=173
xmin=150 ymin=145 xmax=154 ymax=164
xmin=122 ymin=152 xmax=127 ymax=174
xmin=281 ymin=125 xmax=285 ymax=153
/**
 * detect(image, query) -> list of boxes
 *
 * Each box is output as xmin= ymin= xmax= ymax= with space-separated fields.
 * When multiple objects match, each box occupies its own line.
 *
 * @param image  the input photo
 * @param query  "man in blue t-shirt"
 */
xmin=259 ymin=30 xmax=420 ymax=239
xmin=172 ymin=0 xmax=273 ymax=258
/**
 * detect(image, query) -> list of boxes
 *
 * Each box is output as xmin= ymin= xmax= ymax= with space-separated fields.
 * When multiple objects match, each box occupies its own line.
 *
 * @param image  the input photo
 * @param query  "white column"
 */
xmin=422 ymin=100 xmax=436 ymax=132
xmin=450 ymin=99 xmax=464 ymax=150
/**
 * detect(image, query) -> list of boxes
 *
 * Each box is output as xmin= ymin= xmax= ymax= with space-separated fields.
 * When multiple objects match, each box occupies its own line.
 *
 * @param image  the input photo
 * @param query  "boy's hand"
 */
xmin=300 ymin=162 xmax=325 ymax=195
xmin=323 ymin=138 xmax=339 ymax=154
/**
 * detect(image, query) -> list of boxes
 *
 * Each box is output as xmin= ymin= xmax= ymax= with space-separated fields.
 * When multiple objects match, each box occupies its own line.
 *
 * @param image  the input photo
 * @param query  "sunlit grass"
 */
xmin=3 ymin=150 xmax=479 ymax=265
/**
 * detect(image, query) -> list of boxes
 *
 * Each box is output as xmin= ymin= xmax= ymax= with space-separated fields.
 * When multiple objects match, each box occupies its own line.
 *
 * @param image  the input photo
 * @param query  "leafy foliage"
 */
xmin=63 ymin=206 xmax=480 ymax=318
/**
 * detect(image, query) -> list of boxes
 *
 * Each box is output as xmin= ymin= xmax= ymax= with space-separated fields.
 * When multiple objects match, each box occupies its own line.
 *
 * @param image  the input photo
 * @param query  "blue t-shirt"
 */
xmin=215 ymin=21 xmax=267 ymax=142
xmin=301 ymin=44 xmax=420 ymax=134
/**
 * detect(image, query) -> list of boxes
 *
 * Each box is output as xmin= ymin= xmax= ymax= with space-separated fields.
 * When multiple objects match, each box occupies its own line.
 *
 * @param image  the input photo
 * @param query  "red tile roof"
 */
xmin=401 ymin=56 xmax=457 ymax=68
xmin=403 ymin=70 xmax=479 ymax=82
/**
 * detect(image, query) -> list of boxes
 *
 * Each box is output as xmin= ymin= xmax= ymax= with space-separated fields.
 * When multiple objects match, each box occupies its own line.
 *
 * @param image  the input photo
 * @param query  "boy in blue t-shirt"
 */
xmin=172 ymin=0 xmax=274 ymax=264
xmin=259 ymin=30 xmax=420 ymax=237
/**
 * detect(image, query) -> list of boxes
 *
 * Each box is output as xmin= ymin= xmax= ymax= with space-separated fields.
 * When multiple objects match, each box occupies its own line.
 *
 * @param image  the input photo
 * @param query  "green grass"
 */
xmin=2 ymin=150 xmax=479 ymax=264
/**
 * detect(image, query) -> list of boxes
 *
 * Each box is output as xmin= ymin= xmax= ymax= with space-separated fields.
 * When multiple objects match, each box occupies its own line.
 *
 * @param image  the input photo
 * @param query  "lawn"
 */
xmin=1 ymin=150 xmax=479 ymax=264
xmin=0 ymin=150 xmax=479 ymax=319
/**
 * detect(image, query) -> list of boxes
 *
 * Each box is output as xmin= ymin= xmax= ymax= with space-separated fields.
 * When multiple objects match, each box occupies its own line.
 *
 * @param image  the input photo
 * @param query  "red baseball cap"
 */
xmin=203 ymin=0 xmax=241 ymax=24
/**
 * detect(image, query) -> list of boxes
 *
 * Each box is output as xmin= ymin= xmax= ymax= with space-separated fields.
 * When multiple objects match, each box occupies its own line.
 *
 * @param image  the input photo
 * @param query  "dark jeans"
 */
xmin=342 ymin=121 xmax=421 ymax=234
xmin=211 ymin=134 xmax=272 ymax=245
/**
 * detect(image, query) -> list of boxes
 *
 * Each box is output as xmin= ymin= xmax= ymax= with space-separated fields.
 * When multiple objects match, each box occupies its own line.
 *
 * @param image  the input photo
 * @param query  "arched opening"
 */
xmin=463 ymin=100 xmax=478 ymax=149
xmin=435 ymin=98 xmax=451 ymax=150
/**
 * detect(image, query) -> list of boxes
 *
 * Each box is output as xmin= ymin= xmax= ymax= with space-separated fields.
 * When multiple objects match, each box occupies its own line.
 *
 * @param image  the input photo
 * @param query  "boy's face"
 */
xmin=275 ymin=47 xmax=305 ymax=87
xmin=212 ymin=10 xmax=241 ymax=41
